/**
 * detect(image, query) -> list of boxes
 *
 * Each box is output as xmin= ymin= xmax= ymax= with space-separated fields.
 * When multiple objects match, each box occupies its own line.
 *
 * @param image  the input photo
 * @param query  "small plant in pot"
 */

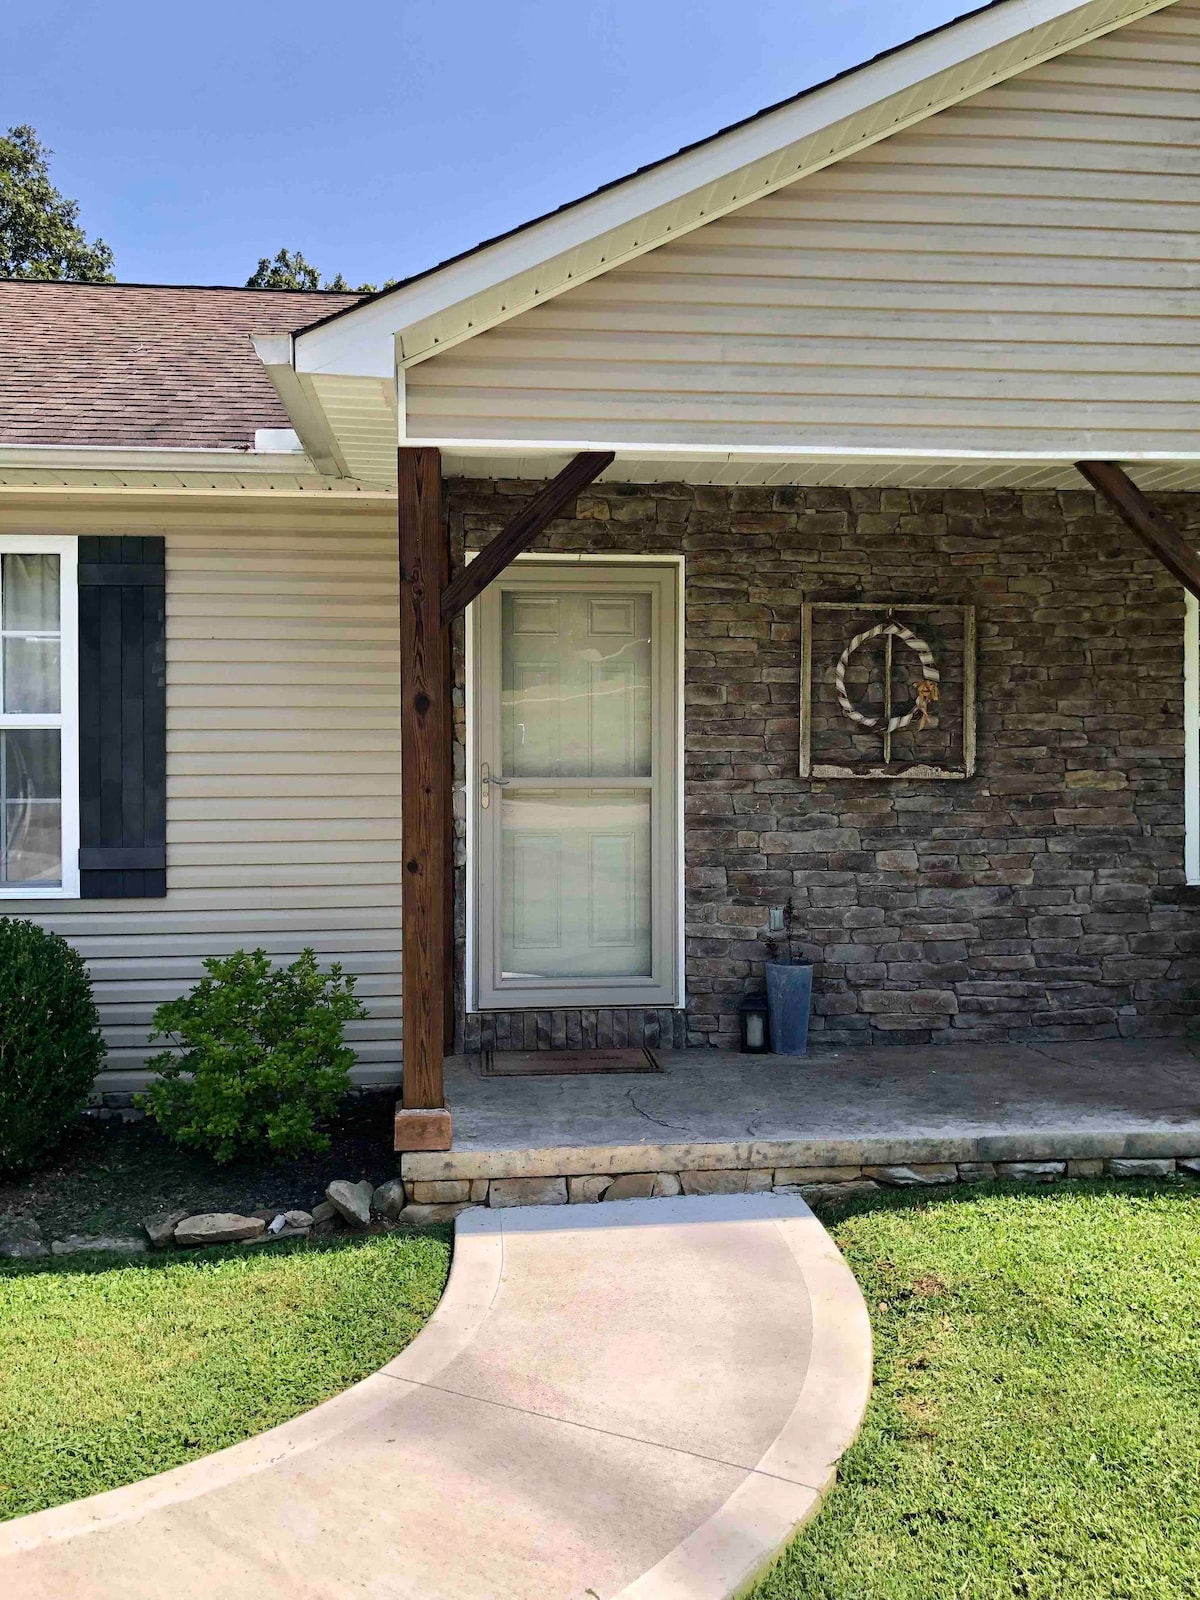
xmin=764 ymin=896 xmax=813 ymax=1056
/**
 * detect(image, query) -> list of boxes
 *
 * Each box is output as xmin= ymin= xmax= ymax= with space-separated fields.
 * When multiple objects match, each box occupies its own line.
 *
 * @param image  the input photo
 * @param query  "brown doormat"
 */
xmin=479 ymin=1047 xmax=662 ymax=1077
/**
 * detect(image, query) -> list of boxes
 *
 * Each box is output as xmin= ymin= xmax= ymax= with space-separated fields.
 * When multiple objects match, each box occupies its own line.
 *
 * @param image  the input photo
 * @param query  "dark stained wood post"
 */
xmin=394 ymin=447 xmax=614 ymax=1153
xmin=395 ymin=446 xmax=453 ymax=1151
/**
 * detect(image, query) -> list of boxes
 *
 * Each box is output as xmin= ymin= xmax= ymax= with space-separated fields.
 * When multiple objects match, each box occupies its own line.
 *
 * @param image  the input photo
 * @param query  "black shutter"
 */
xmin=77 ymin=536 xmax=167 ymax=899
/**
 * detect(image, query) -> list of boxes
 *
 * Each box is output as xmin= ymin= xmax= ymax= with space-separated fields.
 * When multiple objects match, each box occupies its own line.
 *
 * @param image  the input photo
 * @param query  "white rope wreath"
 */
xmin=834 ymin=619 xmax=941 ymax=733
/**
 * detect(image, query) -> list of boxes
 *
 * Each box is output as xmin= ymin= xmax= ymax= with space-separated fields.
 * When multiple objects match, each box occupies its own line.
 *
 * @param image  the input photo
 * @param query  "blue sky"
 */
xmin=2 ymin=0 xmax=967 ymax=289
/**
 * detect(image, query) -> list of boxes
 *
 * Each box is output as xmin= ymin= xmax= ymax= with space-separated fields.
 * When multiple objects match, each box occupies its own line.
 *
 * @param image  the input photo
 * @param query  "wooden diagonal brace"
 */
xmin=440 ymin=451 xmax=614 ymax=624
xmin=1077 ymin=460 xmax=1200 ymax=601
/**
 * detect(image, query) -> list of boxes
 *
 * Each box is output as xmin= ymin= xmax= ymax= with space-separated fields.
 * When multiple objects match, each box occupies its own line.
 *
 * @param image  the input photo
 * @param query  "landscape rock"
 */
xmin=1106 ymin=1158 xmax=1176 ymax=1179
xmin=996 ymin=1161 xmax=1066 ymax=1182
xmin=470 ymin=1179 xmax=489 ymax=1203
xmin=326 ymin=1179 xmax=375 ymax=1228
xmin=957 ymin=1163 xmax=997 ymax=1183
xmin=310 ymin=1200 xmax=338 ymax=1224
xmin=174 ymin=1212 xmax=267 ymax=1247
xmin=51 ymin=1235 xmax=148 ymax=1256
xmin=0 ymin=1217 xmax=48 ymax=1259
xmin=398 ymin=1202 xmax=475 ymax=1225
xmin=144 ymin=1210 xmax=189 ymax=1248
xmin=568 ymin=1175 xmax=612 ymax=1204
xmin=680 ymin=1169 xmax=772 ymax=1197
xmin=863 ymin=1164 xmax=958 ymax=1187
xmin=372 ymin=1179 xmax=408 ymax=1220
xmin=265 ymin=1210 xmax=314 ymax=1236
xmin=488 ymin=1177 xmax=568 ymax=1208
xmin=1178 ymin=1158 xmax=1200 ymax=1177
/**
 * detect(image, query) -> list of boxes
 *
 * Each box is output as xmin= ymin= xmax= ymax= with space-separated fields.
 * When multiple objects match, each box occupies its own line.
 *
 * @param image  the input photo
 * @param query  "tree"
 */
xmin=0 ymin=125 xmax=115 ymax=281
xmin=246 ymin=247 xmax=393 ymax=295
xmin=246 ymin=247 xmax=322 ymax=291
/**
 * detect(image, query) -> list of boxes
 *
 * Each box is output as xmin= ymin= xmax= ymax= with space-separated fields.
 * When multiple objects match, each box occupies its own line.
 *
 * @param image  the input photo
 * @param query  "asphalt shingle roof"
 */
xmin=0 ymin=281 xmax=363 ymax=450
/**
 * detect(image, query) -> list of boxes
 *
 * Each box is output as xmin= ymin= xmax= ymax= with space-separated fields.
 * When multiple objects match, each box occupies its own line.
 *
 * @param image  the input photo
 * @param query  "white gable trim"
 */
xmin=289 ymin=0 xmax=1177 ymax=384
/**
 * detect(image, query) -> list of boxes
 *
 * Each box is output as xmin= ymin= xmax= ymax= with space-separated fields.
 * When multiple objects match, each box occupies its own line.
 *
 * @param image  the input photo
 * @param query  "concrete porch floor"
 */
xmin=403 ymin=1038 xmax=1200 ymax=1186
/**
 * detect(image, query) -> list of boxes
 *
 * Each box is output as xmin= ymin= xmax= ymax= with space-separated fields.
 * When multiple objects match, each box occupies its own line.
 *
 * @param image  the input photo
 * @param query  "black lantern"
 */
xmin=739 ymin=992 xmax=770 ymax=1053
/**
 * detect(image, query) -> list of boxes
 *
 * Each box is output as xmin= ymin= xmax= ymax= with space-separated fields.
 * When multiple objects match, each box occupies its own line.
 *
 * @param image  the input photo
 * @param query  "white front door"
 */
xmin=472 ymin=562 xmax=679 ymax=1010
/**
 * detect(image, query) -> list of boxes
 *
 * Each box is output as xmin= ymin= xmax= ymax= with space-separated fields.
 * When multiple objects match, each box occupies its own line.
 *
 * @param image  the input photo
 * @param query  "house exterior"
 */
xmin=3 ymin=0 xmax=1200 ymax=1130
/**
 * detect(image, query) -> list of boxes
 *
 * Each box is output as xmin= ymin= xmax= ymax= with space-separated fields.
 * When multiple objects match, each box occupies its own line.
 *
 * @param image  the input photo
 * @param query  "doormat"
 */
xmin=479 ymin=1047 xmax=662 ymax=1077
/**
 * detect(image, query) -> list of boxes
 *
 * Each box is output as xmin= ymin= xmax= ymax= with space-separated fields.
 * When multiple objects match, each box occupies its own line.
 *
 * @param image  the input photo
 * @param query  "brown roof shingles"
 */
xmin=0 ymin=282 xmax=364 ymax=450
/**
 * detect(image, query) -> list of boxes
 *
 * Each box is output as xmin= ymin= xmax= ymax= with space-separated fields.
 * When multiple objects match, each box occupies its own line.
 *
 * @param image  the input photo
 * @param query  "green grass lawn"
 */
xmin=753 ymin=1181 xmax=1200 ymax=1600
xmin=0 ymin=1231 xmax=450 ymax=1522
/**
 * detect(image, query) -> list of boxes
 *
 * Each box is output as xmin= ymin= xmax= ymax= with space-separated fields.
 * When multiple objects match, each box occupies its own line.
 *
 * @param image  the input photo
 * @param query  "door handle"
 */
xmin=480 ymin=762 xmax=510 ymax=809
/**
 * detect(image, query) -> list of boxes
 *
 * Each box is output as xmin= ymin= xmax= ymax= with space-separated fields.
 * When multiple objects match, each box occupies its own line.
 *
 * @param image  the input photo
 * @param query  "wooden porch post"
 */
xmin=393 ymin=447 xmax=614 ymax=1153
xmin=395 ymin=446 xmax=453 ymax=1151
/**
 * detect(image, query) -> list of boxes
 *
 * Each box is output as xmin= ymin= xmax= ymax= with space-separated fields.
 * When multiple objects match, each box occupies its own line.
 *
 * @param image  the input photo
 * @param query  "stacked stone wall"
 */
xmin=448 ymin=481 xmax=1200 ymax=1050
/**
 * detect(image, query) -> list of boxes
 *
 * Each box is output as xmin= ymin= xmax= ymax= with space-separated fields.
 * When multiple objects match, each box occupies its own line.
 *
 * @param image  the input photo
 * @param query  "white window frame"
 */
xmin=466 ymin=554 xmax=684 ymax=1012
xmin=0 ymin=535 xmax=79 ymax=899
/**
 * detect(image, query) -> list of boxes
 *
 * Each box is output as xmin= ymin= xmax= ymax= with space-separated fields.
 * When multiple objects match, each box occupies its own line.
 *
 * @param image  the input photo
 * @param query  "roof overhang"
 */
xmin=253 ymin=0 xmax=1183 ymax=489
xmin=434 ymin=442 xmax=1200 ymax=494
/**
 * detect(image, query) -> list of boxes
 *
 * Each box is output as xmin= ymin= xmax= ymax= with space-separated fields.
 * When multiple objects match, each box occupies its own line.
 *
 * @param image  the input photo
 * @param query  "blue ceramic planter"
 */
xmin=765 ymin=962 xmax=813 ymax=1056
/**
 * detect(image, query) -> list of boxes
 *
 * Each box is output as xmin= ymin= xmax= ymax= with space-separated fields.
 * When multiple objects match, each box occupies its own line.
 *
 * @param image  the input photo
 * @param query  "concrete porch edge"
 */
xmin=401 ymin=1127 xmax=1200 ymax=1182
xmin=400 ymin=1040 xmax=1200 ymax=1184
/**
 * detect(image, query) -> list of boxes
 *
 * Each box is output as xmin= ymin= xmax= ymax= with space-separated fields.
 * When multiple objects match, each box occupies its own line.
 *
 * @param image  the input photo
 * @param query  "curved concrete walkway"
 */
xmin=0 ymin=1193 xmax=871 ymax=1600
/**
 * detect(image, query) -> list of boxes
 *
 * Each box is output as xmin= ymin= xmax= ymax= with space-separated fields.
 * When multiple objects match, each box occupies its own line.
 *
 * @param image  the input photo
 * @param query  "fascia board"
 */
xmin=427 ymin=436 xmax=1200 ymax=467
xmin=292 ymin=0 xmax=1176 ymax=378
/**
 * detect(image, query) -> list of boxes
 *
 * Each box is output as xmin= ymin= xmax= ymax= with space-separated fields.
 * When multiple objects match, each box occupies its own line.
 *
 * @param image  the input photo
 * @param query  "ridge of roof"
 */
xmin=291 ymin=0 xmax=1010 ymax=341
xmin=0 ymin=279 xmax=364 ymax=298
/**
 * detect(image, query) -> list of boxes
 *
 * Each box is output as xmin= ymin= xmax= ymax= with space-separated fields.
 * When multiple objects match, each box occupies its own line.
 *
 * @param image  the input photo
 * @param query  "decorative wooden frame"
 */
xmin=799 ymin=601 xmax=976 ymax=781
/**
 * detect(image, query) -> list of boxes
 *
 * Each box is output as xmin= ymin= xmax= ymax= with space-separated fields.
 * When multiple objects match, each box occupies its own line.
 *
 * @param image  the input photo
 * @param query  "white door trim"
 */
xmin=464 ymin=553 xmax=684 ymax=1012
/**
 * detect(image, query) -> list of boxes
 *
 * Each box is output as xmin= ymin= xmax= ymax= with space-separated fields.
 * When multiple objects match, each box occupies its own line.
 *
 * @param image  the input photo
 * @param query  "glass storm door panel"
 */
xmin=474 ymin=565 xmax=678 ymax=1010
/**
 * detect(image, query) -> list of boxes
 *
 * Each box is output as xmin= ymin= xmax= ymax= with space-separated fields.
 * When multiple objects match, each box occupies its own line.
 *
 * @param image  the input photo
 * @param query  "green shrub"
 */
xmin=0 ymin=917 xmax=104 ymax=1175
xmin=139 ymin=948 xmax=366 ymax=1164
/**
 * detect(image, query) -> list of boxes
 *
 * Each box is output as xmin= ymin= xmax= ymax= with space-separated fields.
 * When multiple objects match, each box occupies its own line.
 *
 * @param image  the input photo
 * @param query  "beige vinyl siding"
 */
xmin=0 ymin=496 xmax=402 ymax=1091
xmin=406 ymin=3 xmax=1200 ymax=456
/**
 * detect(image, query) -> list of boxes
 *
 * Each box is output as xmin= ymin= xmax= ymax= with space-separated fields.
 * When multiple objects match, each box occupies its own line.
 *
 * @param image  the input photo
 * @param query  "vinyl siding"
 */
xmin=0 ymin=497 xmax=403 ymax=1090
xmin=406 ymin=3 xmax=1200 ymax=455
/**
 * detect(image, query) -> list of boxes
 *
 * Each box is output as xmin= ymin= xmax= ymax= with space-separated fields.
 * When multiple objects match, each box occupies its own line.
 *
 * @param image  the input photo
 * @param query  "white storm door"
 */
xmin=474 ymin=563 xmax=678 ymax=1010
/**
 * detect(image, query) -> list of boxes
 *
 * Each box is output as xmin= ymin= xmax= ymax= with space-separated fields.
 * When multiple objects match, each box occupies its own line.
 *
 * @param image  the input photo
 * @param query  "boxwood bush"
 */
xmin=0 ymin=917 xmax=104 ymax=1175
xmin=139 ymin=947 xmax=366 ymax=1164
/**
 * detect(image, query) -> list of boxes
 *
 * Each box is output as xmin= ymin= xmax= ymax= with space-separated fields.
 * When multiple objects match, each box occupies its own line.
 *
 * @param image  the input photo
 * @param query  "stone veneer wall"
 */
xmin=447 ymin=481 xmax=1200 ymax=1051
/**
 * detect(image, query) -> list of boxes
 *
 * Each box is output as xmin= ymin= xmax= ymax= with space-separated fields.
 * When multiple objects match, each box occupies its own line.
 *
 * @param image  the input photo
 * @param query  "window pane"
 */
xmin=3 ymin=636 xmax=60 ymax=713
xmin=1 ymin=729 xmax=62 ymax=885
xmin=2 ymin=554 xmax=59 ymax=632
xmin=501 ymin=590 xmax=652 ymax=778
xmin=501 ymin=788 xmax=650 ymax=979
